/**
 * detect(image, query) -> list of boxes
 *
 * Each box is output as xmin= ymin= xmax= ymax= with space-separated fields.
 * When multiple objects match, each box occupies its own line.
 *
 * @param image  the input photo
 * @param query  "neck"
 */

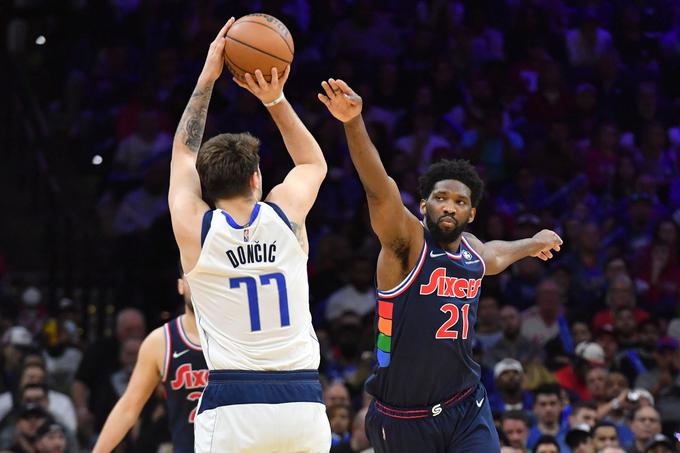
xmin=215 ymin=196 xmax=258 ymax=225
xmin=501 ymin=388 xmax=522 ymax=402
xmin=181 ymin=311 xmax=200 ymax=344
xmin=539 ymin=421 xmax=559 ymax=435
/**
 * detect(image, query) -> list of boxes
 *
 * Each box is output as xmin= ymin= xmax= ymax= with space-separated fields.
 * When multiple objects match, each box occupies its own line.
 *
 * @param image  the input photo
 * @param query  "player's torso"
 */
xmin=162 ymin=316 xmax=207 ymax=452
xmin=366 ymin=230 xmax=485 ymax=407
xmin=185 ymin=203 xmax=319 ymax=371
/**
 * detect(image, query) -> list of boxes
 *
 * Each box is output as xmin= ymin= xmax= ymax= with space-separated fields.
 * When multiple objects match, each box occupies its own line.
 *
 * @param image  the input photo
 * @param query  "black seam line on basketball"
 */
xmin=225 ymin=54 xmax=273 ymax=80
xmin=226 ymin=35 xmax=292 ymax=65
xmin=233 ymin=20 xmax=294 ymax=55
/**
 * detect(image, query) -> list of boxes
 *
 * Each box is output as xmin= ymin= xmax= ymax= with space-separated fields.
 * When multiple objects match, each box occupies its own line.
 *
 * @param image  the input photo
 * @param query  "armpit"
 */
xmin=290 ymin=221 xmax=308 ymax=251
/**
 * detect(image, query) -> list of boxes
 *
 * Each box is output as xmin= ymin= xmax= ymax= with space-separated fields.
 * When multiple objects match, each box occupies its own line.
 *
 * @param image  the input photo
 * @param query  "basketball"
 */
xmin=224 ymin=13 xmax=294 ymax=82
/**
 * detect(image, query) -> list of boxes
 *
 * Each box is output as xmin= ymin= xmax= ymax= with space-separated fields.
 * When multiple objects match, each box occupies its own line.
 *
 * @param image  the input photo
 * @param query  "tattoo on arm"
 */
xmin=289 ymin=221 xmax=308 ymax=250
xmin=175 ymin=84 xmax=214 ymax=153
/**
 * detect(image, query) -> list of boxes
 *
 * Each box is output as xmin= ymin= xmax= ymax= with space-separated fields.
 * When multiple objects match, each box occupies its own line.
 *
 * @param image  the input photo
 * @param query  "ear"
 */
xmin=249 ymin=171 xmax=259 ymax=190
xmin=177 ymin=278 xmax=185 ymax=296
xmin=468 ymin=207 xmax=477 ymax=224
xmin=419 ymin=199 xmax=427 ymax=217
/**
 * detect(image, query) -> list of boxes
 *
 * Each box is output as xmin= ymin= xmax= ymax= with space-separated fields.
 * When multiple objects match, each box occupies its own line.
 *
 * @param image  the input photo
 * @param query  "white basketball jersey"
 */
xmin=185 ymin=202 xmax=319 ymax=371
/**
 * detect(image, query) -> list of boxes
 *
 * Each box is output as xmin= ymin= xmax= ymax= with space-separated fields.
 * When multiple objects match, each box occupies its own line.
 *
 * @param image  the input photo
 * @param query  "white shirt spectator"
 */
xmin=325 ymin=285 xmax=375 ymax=322
xmin=0 ymin=390 xmax=77 ymax=432
xmin=520 ymin=307 xmax=559 ymax=346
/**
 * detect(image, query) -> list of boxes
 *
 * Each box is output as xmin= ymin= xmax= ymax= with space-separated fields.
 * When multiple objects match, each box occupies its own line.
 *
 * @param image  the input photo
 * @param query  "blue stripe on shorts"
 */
xmin=198 ymin=370 xmax=323 ymax=415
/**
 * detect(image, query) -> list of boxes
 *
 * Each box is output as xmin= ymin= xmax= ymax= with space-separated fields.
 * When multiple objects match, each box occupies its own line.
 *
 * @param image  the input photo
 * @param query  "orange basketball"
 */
xmin=224 ymin=14 xmax=294 ymax=82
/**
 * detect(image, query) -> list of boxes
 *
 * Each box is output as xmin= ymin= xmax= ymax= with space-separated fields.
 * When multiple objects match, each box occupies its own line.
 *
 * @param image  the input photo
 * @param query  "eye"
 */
xmin=435 ymin=196 xmax=445 ymax=201
xmin=457 ymin=200 xmax=467 ymax=205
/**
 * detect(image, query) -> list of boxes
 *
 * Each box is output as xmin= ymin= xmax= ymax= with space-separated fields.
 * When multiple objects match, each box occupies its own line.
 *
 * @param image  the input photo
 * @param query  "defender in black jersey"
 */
xmin=320 ymin=79 xmax=563 ymax=453
xmin=93 ymin=274 xmax=207 ymax=453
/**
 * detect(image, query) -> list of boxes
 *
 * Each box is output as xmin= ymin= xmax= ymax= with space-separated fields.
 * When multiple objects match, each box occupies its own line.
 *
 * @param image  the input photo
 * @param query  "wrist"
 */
xmin=343 ymin=114 xmax=362 ymax=126
xmin=263 ymin=92 xmax=286 ymax=108
xmin=197 ymin=75 xmax=216 ymax=88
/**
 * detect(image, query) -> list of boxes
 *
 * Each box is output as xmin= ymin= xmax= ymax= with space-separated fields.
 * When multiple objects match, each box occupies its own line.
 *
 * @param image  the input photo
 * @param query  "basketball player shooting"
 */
xmin=93 ymin=271 xmax=207 ymax=453
xmin=318 ymin=79 xmax=562 ymax=453
xmin=169 ymin=19 xmax=330 ymax=452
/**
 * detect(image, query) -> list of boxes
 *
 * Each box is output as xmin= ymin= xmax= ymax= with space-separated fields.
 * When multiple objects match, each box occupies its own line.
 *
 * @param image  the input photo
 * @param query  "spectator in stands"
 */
xmin=33 ymin=420 xmax=67 ymax=453
xmin=641 ymin=433 xmax=676 ymax=453
xmin=485 ymin=305 xmax=543 ymax=370
xmin=0 ymin=404 xmax=50 ymax=453
xmin=555 ymin=342 xmax=605 ymax=400
xmin=629 ymin=406 xmax=662 ymax=453
xmin=557 ymin=401 xmax=598 ymax=450
xmin=528 ymin=384 xmax=565 ymax=448
xmin=592 ymin=275 xmax=649 ymax=333
xmin=635 ymin=337 xmax=679 ymax=397
xmin=489 ymin=358 xmax=534 ymax=415
xmin=476 ymin=296 xmax=503 ymax=349
xmin=592 ymin=421 xmax=621 ymax=451
xmin=72 ymin=308 xmax=145 ymax=439
xmin=592 ymin=421 xmax=620 ymax=452
xmin=522 ymin=278 xmax=566 ymax=346
xmin=616 ymin=319 xmax=660 ymax=385
xmin=1 ymin=328 xmax=34 ymax=393
xmin=534 ymin=435 xmax=561 ymax=453
xmin=0 ymin=363 xmax=75 ymax=433
xmin=565 ymin=423 xmax=595 ymax=453
xmin=502 ymin=410 xmax=531 ymax=453
xmin=331 ymin=407 xmax=372 ymax=453
xmin=327 ymin=404 xmax=351 ymax=447
xmin=324 ymin=381 xmax=351 ymax=409
xmin=324 ymin=256 xmax=375 ymax=324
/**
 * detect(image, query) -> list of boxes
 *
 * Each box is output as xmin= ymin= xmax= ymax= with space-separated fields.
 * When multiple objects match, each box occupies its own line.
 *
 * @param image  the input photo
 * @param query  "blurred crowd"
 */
xmin=3 ymin=0 xmax=680 ymax=452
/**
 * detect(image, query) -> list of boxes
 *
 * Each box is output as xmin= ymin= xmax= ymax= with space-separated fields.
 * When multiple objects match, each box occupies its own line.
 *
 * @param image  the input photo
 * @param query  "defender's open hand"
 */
xmin=318 ymin=79 xmax=362 ymax=123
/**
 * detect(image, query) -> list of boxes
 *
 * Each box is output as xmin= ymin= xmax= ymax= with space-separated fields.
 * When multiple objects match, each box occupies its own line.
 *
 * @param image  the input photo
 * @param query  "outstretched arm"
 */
xmin=465 ymin=229 xmax=563 ymax=275
xmin=169 ymin=18 xmax=234 ymax=271
xmin=318 ymin=79 xmax=421 ymax=249
xmin=92 ymin=329 xmax=164 ymax=453
xmin=233 ymin=67 xmax=326 ymax=251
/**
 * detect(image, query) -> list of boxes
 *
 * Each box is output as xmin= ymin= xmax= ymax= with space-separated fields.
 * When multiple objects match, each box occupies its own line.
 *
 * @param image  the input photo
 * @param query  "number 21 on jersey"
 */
xmin=435 ymin=303 xmax=470 ymax=339
xmin=229 ymin=272 xmax=289 ymax=332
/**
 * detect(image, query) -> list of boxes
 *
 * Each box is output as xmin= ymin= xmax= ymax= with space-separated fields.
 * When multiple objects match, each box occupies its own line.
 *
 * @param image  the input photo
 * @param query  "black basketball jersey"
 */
xmin=365 ymin=228 xmax=485 ymax=407
xmin=161 ymin=316 xmax=208 ymax=453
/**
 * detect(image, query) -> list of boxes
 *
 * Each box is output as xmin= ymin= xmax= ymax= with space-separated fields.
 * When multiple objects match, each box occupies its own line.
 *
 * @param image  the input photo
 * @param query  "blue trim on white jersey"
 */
xmin=197 ymin=370 xmax=323 ymax=414
xmin=264 ymin=201 xmax=293 ymax=232
xmin=200 ymin=210 xmax=213 ymax=247
xmin=221 ymin=203 xmax=261 ymax=229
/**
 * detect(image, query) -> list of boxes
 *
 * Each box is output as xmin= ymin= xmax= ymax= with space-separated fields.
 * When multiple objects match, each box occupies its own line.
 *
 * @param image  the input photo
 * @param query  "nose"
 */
xmin=442 ymin=202 xmax=455 ymax=215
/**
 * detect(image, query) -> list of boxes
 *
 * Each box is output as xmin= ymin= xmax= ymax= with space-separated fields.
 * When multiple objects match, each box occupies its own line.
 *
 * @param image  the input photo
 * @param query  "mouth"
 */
xmin=438 ymin=216 xmax=457 ymax=228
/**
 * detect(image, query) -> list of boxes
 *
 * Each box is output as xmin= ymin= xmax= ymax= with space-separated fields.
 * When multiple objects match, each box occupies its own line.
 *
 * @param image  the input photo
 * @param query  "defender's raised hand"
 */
xmin=531 ymin=229 xmax=563 ymax=261
xmin=199 ymin=18 xmax=235 ymax=84
xmin=318 ymin=79 xmax=362 ymax=123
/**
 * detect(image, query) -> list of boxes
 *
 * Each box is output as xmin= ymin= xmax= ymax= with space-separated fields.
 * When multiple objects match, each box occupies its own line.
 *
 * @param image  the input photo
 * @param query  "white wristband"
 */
xmin=263 ymin=93 xmax=285 ymax=107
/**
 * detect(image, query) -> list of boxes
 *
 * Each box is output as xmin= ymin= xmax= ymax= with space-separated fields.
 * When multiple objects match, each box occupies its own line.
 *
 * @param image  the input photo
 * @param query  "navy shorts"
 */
xmin=366 ymin=383 xmax=500 ymax=453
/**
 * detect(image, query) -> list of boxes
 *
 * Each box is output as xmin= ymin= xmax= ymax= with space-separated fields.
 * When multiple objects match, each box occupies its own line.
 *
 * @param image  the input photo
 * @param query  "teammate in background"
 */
xmin=92 ymin=271 xmax=207 ymax=453
xmin=169 ymin=20 xmax=330 ymax=452
xmin=319 ymin=79 xmax=563 ymax=452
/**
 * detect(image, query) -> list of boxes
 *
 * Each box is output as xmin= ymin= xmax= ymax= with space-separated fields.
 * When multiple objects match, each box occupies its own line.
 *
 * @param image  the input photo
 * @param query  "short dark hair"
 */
xmin=502 ymin=410 xmax=530 ymax=427
xmin=592 ymin=420 xmax=618 ymax=436
xmin=571 ymin=401 xmax=597 ymax=415
xmin=196 ymin=132 xmax=260 ymax=201
xmin=534 ymin=383 xmax=562 ymax=401
xmin=534 ymin=434 xmax=560 ymax=451
xmin=418 ymin=159 xmax=484 ymax=207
